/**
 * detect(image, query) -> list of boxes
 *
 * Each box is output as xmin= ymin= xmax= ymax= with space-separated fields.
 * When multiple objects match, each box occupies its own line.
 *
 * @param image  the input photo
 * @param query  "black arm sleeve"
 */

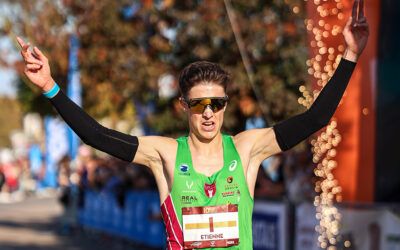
xmin=49 ymin=90 xmax=138 ymax=162
xmin=273 ymin=58 xmax=356 ymax=151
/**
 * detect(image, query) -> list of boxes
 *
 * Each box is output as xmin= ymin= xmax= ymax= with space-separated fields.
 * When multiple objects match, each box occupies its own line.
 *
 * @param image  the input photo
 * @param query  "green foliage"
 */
xmin=1 ymin=0 xmax=309 ymax=136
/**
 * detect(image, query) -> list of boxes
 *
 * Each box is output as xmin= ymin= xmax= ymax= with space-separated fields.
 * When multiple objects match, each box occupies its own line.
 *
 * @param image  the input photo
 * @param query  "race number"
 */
xmin=182 ymin=204 xmax=239 ymax=249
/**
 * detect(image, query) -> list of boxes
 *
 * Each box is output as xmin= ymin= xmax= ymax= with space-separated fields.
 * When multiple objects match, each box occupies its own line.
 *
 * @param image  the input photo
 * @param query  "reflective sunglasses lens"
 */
xmin=184 ymin=97 xmax=228 ymax=113
xmin=211 ymin=99 xmax=227 ymax=111
xmin=186 ymin=97 xmax=227 ymax=113
xmin=191 ymin=104 xmax=205 ymax=113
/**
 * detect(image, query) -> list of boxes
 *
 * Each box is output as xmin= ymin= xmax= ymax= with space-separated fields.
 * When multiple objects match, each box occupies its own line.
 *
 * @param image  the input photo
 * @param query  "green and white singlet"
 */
xmin=160 ymin=134 xmax=254 ymax=249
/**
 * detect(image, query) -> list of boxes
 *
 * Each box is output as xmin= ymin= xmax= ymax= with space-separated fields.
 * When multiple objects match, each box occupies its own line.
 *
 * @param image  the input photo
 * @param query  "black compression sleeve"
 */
xmin=49 ymin=90 xmax=138 ymax=162
xmin=273 ymin=58 xmax=356 ymax=151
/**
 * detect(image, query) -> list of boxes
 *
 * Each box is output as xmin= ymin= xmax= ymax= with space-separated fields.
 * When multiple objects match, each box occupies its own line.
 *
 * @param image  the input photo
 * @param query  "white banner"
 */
xmin=296 ymin=203 xmax=400 ymax=250
xmin=295 ymin=202 xmax=319 ymax=250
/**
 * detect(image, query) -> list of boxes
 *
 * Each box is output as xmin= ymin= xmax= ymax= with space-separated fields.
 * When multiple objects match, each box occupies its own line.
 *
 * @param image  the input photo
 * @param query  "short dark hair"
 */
xmin=178 ymin=61 xmax=231 ymax=97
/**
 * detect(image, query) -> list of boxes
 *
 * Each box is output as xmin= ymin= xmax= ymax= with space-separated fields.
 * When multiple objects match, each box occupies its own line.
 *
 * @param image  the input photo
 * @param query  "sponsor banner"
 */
xmin=295 ymin=202 xmax=319 ymax=250
xmin=182 ymin=204 xmax=239 ymax=249
xmin=296 ymin=203 xmax=400 ymax=250
xmin=380 ymin=210 xmax=400 ymax=250
xmin=340 ymin=206 xmax=400 ymax=250
xmin=252 ymin=201 xmax=288 ymax=250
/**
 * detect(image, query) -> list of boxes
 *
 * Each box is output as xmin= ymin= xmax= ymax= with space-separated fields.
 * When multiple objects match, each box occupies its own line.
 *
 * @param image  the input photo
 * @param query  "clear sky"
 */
xmin=0 ymin=37 xmax=19 ymax=98
xmin=0 ymin=69 xmax=16 ymax=97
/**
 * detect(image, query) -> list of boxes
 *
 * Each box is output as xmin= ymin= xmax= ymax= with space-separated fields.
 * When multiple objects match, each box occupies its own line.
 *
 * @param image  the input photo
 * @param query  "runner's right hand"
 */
xmin=16 ymin=37 xmax=55 ymax=92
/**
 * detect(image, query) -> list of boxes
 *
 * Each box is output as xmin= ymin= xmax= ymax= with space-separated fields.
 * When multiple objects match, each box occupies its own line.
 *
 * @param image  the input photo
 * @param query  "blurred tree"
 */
xmin=0 ymin=1 xmax=69 ymax=116
xmin=0 ymin=97 xmax=22 ymax=147
xmin=0 ymin=0 xmax=308 ymax=137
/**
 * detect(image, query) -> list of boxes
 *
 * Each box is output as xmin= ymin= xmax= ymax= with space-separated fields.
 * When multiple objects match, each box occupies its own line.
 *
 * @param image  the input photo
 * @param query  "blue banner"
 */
xmin=78 ymin=190 xmax=165 ymax=248
xmin=44 ymin=117 xmax=69 ymax=187
xmin=67 ymin=34 xmax=82 ymax=161
xmin=252 ymin=201 xmax=288 ymax=250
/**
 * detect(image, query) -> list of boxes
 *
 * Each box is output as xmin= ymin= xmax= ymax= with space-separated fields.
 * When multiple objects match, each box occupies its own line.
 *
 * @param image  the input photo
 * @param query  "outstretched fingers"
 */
xmin=354 ymin=0 xmax=367 ymax=29
xmin=17 ymin=37 xmax=34 ymax=61
xmin=33 ymin=46 xmax=48 ymax=62
xmin=351 ymin=0 xmax=358 ymax=25
xmin=17 ymin=38 xmax=30 ymax=54
xmin=16 ymin=37 xmax=25 ymax=49
xmin=17 ymin=37 xmax=46 ymax=65
xmin=358 ymin=0 xmax=364 ymax=19
xmin=22 ymin=43 xmax=31 ymax=55
xmin=351 ymin=0 xmax=367 ymax=28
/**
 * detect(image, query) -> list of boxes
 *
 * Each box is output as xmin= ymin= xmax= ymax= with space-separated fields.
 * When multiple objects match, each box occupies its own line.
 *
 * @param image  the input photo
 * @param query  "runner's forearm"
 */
xmin=273 ymin=58 xmax=356 ymax=151
xmin=49 ymin=90 xmax=138 ymax=162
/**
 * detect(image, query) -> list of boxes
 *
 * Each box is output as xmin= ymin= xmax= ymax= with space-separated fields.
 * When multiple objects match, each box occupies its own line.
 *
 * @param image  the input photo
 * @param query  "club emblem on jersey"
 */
xmin=228 ymin=160 xmax=237 ymax=171
xmin=180 ymin=164 xmax=189 ymax=172
xmin=227 ymin=176 xmax=233 ymax=183
xmin=204 ymin=182 xmax=216 ymax=198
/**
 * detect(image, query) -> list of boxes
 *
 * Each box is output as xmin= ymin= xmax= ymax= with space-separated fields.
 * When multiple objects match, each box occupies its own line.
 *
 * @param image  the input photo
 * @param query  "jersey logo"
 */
xmin=181 ymin=195 xmax=198 ymax=204
xmin=204 ymin=182 xmax=216 ymax=198
xmin=180 ymin=164 xmax=189 ymax=172
xmin=228 ymin=160 xmax=237 ymax=171
xmin=186 ymin=180 xmax=194 ymax=189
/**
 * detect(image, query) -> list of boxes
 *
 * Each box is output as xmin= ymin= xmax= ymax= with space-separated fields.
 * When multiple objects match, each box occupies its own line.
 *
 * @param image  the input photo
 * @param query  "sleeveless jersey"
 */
xmin=160 ymin=134 xmax=254 ymax=250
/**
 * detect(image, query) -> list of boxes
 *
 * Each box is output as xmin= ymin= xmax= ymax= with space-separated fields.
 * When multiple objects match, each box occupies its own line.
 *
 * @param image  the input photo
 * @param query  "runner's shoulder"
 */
xmin=232 ymin=128 xmax=273 ymax=147
xmin=138 ymin=135 xmax=178 ymax=152
xmin=135 ymin=135 xmax=177 ymax=168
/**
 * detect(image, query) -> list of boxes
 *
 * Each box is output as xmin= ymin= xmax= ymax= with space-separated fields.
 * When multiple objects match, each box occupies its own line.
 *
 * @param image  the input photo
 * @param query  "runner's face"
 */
xmin=182 ymin=83 xmax=226 ymax=141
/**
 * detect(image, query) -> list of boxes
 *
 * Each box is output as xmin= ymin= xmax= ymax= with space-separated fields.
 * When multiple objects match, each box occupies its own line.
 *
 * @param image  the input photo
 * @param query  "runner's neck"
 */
xmin=187 ymin=132 xmax=223 ymax=158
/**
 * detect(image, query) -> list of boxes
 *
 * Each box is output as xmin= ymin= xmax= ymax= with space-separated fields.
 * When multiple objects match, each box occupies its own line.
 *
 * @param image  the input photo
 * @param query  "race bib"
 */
xmin=182 ymin=204 xmax=239 ymax=249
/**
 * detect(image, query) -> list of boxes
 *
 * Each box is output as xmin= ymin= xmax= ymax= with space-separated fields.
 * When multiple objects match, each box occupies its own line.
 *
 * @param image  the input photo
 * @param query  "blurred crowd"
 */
xmin=0 ymin=105 xmax=317 ymax=206
xmin=0 ymin=119 xmax=316 ymax=240
xmin=239 ymin=92 xmax=316 ymax=204
xmin=0 ymin=110 xmax=317 ymax=234
xmin=254 ymin=148 xmax=316 ymax=204
xmin=59 ymin=144 xmax=156 ymax=211
xmin=0 ymin=139 xmax=315 ymax=205
xmin=0 ymin=148 xmax=36 ymax=202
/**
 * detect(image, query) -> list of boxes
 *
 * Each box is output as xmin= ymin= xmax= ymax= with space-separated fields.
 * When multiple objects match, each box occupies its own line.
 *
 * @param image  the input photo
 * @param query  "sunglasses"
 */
xmin=182 ymin=96 xmax=229 ymax=113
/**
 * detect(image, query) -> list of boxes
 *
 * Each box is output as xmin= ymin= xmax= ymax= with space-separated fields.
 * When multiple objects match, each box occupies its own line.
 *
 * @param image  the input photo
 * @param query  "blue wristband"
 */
xmin=43 ymin=83 xmax=60 ymax=98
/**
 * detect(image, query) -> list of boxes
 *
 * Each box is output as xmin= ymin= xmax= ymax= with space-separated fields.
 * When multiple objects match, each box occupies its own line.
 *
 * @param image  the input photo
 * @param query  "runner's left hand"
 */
xmin=342 ymin=0 xmax=370 ymax=61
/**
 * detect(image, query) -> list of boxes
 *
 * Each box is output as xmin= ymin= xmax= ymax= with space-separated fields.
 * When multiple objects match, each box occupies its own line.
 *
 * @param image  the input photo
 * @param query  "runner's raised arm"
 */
xmin=16 ymin=37 xmax=170 ymax=168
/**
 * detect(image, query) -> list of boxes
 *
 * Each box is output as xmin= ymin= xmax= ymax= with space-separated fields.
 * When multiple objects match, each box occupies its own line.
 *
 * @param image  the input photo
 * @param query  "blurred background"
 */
xmin=0 ymin=0 xmax=399 ymax=249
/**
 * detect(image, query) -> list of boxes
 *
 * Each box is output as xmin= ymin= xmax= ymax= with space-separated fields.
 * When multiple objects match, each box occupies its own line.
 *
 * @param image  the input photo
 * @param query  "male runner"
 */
xmin=17 ymin=0 xmax=368 ymax=248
